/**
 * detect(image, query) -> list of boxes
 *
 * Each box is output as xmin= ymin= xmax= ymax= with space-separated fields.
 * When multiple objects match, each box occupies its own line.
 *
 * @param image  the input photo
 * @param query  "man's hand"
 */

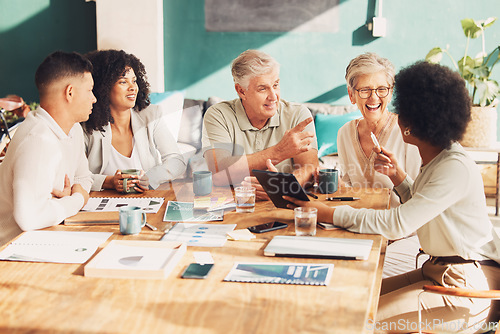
xmin=52 ymin=175 xmax=71 ymax=198
xmin=242 ymin=159 xmax=278 ymax=200
xmin=272 ymin=118 xmax=315 ymax=162
xmin=71 ymin=183 xmax=90 ymax=205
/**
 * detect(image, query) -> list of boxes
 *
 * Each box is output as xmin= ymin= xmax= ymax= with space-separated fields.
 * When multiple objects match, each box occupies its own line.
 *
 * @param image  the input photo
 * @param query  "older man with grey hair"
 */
xmin=202 ymin=49 xmax=318 ymax=199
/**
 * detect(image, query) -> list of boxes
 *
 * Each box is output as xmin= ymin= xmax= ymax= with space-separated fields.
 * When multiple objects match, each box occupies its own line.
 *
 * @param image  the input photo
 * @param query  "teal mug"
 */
xmin=121 ymin=169 xmax=141 ymax=194
xmin=318 ymin=169 xmax=339 ymax=194
xmin=193 ymin=171 xmax=212 ymax=196
xmin=119 ymin=206 xmax=146 ymax=235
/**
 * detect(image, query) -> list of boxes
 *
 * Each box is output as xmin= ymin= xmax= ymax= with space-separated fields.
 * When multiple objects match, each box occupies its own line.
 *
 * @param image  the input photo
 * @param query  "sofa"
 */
xmin=149 ymin=91 xmax=360 ymax=178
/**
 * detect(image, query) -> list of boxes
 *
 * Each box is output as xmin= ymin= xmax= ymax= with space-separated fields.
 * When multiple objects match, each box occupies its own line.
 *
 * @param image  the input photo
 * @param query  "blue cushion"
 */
xmin=315 ymin=111 xmax=362 ymax=157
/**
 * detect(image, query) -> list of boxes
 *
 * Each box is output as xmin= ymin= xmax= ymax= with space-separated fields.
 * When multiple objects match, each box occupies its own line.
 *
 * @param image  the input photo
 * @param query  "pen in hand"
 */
xmin=370 ymin=132 xmax=387 ymax=156
xmin=327 ymin=197 xmax=360 ymax=201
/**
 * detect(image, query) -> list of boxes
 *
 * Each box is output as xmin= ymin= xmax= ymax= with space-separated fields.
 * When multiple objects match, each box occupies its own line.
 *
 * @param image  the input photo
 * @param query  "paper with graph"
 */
xmin=81 ymin=197 xmax=164 ymax=214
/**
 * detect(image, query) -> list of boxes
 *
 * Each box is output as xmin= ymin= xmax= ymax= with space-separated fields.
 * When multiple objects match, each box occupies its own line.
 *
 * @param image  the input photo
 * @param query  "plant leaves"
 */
xmin=459 ymin=56 xmax=477 ymax=82
xmin=425 ymin=47 xmax=444 ymax=63
xmin=461 ymin=18 xmax=483 ymax=39
xmin=469 ymin=65 xmax=490 ymax=78
xmin=485 ymin=46 xmax=500 ymax=67
xmin=483 ymin=17 xmax=497 ymax=29
xmin=475 ymin=79 xmax=500 ymax=106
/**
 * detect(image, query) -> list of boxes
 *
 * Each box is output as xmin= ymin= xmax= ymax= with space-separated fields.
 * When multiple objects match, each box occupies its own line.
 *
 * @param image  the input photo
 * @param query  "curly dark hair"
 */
xmin=82 ymin=49 xmax=150 ymax=132
xmin=393 ymin=61 xmax=471 ymax=150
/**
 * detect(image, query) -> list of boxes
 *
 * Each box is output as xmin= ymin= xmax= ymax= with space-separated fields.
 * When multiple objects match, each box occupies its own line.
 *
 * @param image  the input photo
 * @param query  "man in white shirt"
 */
xmin=0 ymin=51 xmax=96 ymax=246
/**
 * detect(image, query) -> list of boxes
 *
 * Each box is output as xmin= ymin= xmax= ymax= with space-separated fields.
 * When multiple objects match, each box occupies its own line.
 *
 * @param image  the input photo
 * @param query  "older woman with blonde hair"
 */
xmin=337 ymin=53 xmax=422 ymax=278
xmin=338 ymin=52 xmax=421 ymax=207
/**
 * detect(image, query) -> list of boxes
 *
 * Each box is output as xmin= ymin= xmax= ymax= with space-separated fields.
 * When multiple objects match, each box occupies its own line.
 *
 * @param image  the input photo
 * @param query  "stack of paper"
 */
xmin=85 ymin=240 xmax=186 ymax=279
xmin=0 ymin=231 xmax=112 ymax=264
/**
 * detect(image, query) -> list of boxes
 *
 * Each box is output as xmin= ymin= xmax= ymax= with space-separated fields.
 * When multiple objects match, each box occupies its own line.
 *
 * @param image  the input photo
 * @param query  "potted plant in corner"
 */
xmin=426 ymin=17 xmax=500 ymax=147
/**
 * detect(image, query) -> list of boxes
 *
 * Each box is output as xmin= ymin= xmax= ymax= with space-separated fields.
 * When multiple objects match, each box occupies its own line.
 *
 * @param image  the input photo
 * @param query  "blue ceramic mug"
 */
xmin=119 ymin=206 xmax=146 ymax=235
xmin=193 ymin=171 xmax=212 ymax=196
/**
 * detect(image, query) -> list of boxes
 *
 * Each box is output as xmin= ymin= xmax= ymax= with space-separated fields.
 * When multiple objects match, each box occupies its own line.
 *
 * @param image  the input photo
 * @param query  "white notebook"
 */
xmin=0 ymin=231 xmax=112 ymax=264
xmin=264 ymin=235 xmax=373 ymax=260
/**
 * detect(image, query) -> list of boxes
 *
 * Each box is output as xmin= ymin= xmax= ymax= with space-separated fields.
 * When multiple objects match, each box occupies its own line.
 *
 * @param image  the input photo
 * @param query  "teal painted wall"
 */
xmin=0 ymin=0 xmax=96 ymax=103
xmin=1 ymin=0 xmax=499 ymax=109
xmin=164 ymin=0 xmax=500 ymax=107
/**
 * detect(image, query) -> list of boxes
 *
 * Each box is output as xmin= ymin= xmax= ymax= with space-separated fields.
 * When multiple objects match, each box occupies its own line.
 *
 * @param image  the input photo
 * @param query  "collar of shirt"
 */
xmin=235 ymin=99 xmax=281 ymax=131
xmin=34 ymin=106 xmax=74 ymax=140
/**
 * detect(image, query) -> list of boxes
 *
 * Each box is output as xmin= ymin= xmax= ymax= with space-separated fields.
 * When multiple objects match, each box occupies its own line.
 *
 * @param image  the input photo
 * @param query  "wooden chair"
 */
xmin=417 ymin=281 xmax=500 ymax=334
xmin=413 ymin=249 xmax=499 ymax=333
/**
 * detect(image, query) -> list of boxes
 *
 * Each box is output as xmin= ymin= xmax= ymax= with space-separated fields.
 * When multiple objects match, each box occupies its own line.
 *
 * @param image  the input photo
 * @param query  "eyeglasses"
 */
xmin=354 ymin=86 xmax=392 ymax=99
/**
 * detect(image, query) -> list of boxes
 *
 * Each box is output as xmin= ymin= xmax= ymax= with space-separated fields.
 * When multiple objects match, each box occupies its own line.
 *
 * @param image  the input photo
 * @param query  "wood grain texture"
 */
xmin=0 ymin=184 xmax=389 ymax=334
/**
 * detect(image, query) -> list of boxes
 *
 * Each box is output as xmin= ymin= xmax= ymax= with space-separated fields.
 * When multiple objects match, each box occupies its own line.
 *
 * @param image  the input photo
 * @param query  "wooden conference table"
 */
xmin=0 ymin=183 xmax=390 ymax=334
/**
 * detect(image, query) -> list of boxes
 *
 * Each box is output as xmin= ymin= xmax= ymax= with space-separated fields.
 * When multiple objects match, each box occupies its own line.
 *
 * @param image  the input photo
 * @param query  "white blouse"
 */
xmin=337 ymin=112 xmax=421 ymax=208
xmin=102 ymin=139 xmax=143 ymax=176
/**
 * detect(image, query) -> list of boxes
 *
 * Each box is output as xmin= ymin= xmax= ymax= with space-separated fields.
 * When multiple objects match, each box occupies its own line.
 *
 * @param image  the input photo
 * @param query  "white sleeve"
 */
xmin=333 ymin=158 xmax=469 ymax=240
xmin=12 ymin=136 xmax=84 ymax=231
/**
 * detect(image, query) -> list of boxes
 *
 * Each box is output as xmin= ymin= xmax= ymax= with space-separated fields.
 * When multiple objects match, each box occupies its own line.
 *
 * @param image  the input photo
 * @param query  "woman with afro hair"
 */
xmin=83 ymin=50 xmax=186 ymax=192
xmin=285 ymin=61 xmax=500 ymax=332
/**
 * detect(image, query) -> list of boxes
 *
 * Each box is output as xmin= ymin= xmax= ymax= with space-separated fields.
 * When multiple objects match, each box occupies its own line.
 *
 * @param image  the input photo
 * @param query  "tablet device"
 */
xmin=252 ymin=169 xmax=309 ymax=209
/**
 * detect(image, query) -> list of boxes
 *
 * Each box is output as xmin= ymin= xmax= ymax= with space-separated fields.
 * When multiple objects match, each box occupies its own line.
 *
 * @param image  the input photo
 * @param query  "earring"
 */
xmin=404 ymin=128 xmax=411 ymax=136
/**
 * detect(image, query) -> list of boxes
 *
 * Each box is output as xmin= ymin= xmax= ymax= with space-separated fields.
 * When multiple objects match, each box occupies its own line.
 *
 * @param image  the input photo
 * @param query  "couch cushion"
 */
xmin=304 ymin=103 xmax=357 ymax=118
xmin=149 ymin=91 xmax=185 ymax=141
xmin=178 ymin=99 xmax=205 ymax=151
xmin=315 ymin=110 xmax=362 ymax=157
xmin=178 ymin=96 xmax=225 ymax=151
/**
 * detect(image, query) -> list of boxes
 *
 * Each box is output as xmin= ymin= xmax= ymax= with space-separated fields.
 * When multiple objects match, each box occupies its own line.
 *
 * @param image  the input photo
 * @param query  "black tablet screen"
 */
xmin=252 ymin=169 xmax=310 ymax=209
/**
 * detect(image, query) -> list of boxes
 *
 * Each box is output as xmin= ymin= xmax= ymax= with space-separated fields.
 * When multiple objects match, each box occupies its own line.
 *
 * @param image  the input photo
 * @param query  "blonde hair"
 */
xmin=345 ymin=52 xmax=395 ymax=89
xmin=231 ymin=50 xmax=280 ymax=89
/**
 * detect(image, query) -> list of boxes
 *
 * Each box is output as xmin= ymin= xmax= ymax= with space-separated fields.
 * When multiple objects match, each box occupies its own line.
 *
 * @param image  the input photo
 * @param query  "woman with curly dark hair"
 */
xmin=285 ymin=61 xmax=499 ymax=332
xmin=83 ymin=49 xmax=186 ymax=192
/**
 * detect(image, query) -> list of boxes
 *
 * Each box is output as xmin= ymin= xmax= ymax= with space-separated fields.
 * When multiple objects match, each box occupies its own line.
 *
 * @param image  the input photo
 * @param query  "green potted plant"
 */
xmin=426 ymin=17 xmax=500 ymax=147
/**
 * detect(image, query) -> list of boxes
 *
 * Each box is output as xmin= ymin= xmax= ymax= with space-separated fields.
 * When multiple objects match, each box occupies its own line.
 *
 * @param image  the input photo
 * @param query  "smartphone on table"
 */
xmin=181 ymin=263 xmax=214 ymax=279
xmin=247 ymin=221 xmax=288 ymax=233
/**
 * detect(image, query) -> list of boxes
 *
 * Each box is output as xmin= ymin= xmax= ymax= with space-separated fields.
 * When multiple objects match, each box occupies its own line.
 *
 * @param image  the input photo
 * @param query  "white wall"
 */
xmin=91 ymin=0 xmax=164 ymax=93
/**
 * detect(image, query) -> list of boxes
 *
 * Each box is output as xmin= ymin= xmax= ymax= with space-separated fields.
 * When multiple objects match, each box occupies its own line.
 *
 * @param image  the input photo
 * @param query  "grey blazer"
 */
xmin=84 ymin=105 xmax=186 ymax=190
